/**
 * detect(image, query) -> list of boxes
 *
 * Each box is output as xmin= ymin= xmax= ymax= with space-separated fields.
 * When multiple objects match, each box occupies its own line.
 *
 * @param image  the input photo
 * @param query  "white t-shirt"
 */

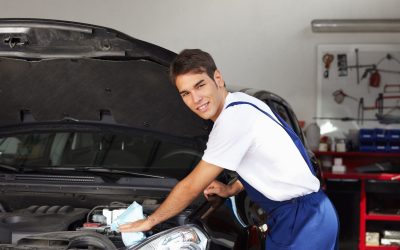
xmin=202 ymin=92 xmax=320 ymax=201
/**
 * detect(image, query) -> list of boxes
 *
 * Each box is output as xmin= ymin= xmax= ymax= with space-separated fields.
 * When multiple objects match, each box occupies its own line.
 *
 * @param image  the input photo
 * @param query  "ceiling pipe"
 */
xmin=311 ymin=19 xmax=400 ymax=33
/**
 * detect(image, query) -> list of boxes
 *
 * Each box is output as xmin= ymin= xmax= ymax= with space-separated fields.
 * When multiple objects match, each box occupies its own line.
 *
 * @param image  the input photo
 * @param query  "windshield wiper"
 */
xmin=80 ymin=167 xmax=166 ymax=179
xmin=0 ymin=163 xmax=20 ymax=172
xmin=30 ymin=166 xmax=167 ymax=179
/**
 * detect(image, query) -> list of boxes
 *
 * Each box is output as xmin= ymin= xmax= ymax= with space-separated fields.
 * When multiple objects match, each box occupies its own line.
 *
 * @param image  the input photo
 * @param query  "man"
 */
xmin=120 ymin=49 xmax=339 ymax=249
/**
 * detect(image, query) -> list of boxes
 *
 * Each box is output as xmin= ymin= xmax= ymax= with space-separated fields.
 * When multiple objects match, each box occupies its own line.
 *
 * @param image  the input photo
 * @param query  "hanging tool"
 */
xmin=332 ymin=89 xmax=358 ymax=104
xmin=369 ymin=69 xmax=381 ymax=88
xmin=344 ymin=51 xmax=400 ymax=85
xmin=377 ymin=68 xmax=400 ymax=74
xmin=379 ymin=53 xmax=400 ymax=65
xmin=376 ymin=113 xmax=400 ymax=124
xmin=384 ymin=84 xmax=400 ymax=93
xmin=322 ymin=53 xmax=334 ymax=78
xmin=368 ymin=94 xmax=400 ymax=124
xmin=376 ymin=94 xmax=400 ymax=110
xmin=355 ymin=48 xmax=360 ymax=84
xmin=337 ymin=54 xmax=348 ymax=77
xmin=360 ymin=65 xmax=380 ymax=88
xmin=358 ymin=98 xmax=364 ymax=125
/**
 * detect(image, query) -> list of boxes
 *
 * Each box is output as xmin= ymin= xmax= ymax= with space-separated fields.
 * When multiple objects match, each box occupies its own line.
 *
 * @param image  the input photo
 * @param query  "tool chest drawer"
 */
xmin=365 ymin=180 xmax=400 ymax=194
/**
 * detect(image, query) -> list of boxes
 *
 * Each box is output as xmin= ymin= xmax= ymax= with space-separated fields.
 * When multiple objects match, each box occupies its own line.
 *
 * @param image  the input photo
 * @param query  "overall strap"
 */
xmin=225 ymin=101 xmax=316 ymax=176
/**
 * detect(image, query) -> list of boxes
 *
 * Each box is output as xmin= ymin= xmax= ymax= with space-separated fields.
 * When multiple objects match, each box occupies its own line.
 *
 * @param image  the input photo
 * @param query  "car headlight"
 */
xmin=128 ymin=224 xmax=209 ymax=250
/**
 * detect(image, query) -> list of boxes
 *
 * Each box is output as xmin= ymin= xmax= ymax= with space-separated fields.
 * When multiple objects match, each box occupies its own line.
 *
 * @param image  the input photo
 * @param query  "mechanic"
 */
xmin=120 ymin=49 xmax=339 ymax=249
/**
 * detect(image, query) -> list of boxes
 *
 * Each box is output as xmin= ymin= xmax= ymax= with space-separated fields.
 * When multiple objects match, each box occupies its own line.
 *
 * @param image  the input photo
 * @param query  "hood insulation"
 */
xmin=0 ymin=57 xmax=210 ymax=138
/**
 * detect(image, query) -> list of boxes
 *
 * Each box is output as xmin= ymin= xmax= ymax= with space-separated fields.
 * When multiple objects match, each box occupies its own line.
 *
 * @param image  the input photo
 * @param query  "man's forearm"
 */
xmin=142 ymin=160 xmax=224 ymax=229
xmin=146 ymin=177 xmax=201 ymax=227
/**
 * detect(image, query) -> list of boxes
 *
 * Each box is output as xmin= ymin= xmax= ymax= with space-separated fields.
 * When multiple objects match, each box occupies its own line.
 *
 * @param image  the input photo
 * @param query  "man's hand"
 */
xmin=204 ymin=179 xmax=244 ymax=199
xmin=119 ymin=217 xmax=153 ymax=233
xmin=203 ymin=180 xmax=232 ymax=199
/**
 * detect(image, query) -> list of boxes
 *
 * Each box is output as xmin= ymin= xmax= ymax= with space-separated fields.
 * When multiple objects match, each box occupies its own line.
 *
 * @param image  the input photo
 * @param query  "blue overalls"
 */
xmin=226 ymin=102 xmax=339 ymax=250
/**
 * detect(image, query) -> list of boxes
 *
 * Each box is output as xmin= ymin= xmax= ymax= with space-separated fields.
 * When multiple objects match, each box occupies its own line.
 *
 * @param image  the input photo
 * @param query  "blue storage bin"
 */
xmin=374 ymin=128 xmax=386 ymax=141
xmin=386 ymin=129 xmax=400 ymax=142
xmin=375 ymin=142 xmax=388 ymax=152
xmin=359 ymin=141 xmax=375 ymax=152
xmin=359 ymin=129 xmax=375 ymax=142
xmin=388 ymin=141 xmax=400 ymax=152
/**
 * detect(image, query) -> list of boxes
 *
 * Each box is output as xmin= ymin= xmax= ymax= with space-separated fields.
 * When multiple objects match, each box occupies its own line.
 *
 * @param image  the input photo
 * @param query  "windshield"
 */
xmin=0 ymin=132 xmax=203 ymax=179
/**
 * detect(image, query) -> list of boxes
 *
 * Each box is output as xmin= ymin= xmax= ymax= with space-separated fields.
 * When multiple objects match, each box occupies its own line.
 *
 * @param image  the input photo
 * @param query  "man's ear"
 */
xmin=213 ymin=70 xmax=224 ymax=88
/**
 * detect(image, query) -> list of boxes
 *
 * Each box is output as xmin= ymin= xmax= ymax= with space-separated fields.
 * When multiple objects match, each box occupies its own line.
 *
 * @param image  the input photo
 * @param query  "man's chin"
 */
xmin=195 ymin=112 xmax=211 ymax=120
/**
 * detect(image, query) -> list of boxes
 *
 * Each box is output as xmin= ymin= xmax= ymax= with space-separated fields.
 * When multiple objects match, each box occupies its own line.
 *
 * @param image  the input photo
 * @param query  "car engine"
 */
xmin=0 ymin=199 xmax=191 ymax=250
xmin=0 ymin=205 xmax=89 ymax=243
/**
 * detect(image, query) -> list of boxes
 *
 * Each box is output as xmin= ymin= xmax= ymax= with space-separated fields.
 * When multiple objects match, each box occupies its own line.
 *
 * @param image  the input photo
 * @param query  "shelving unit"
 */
xmin=366 ymin=214 xmax=400 ymax=222
xmin=315 ymin=151 xmax=400 ymax=250
xmin=366 ymin=246 xmax=400 ymax=250
xmin=315 ymin=151 xmax=400 ymax=169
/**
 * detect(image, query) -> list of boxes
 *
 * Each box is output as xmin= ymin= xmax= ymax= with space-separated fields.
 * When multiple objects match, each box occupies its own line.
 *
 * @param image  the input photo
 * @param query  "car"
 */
xmin=0 ymin=18 xmax=319 ymax=250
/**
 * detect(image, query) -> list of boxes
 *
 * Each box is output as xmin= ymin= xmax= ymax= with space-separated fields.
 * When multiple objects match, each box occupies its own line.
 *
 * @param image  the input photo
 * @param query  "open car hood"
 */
xmin=0 ymin=18 xmax=210 ymax=138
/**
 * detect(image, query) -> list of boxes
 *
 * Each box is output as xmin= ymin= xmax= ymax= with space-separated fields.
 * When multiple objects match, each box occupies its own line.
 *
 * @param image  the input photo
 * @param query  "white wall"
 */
xmin=1 ymin=0 xmax=400 ymax=124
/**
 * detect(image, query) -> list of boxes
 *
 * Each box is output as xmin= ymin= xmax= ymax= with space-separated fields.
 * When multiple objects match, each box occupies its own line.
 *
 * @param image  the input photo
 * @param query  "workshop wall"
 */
xmin=1 ymin=0 xmax=400 ymax=125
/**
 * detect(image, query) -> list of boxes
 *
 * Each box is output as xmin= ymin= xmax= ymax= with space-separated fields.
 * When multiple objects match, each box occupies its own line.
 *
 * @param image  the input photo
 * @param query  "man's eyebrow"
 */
xmin=178 ymin=79 xmax=204 ymax=95
xmin=194 ymin=79 xmax=205 ymax=88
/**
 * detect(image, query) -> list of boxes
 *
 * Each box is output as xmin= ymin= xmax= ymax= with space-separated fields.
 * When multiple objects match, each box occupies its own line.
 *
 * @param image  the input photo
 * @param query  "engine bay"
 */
xmin=0 ymin=202 xmax=193 ymax=249
xmin=0 ymin=189 xmax=193 ymax=250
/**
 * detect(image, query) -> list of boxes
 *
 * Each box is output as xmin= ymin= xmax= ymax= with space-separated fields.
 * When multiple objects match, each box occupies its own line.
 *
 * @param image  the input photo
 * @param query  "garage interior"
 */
xmin=1 ymin=1 xmax=400 ymax=249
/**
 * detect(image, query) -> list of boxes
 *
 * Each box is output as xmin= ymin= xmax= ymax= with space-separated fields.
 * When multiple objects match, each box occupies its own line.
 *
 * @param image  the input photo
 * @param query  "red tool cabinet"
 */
xmin=315 ymin=151 xmax=400 ymax=250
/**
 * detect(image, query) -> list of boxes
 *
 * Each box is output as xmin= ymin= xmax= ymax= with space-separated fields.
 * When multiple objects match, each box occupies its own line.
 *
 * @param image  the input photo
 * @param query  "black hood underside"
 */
xmin=0 ymin=57 xmax=210 ymax=138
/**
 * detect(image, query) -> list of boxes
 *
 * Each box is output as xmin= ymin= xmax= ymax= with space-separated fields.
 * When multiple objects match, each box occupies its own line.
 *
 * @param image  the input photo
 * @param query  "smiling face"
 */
xmin=175 ymin=70 xmax=228 ymax=122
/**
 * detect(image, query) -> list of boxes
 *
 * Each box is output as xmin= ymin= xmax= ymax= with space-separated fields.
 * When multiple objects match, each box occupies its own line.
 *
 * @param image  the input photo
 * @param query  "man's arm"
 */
xmin=119 ymin=160 xmax=224 ymax=232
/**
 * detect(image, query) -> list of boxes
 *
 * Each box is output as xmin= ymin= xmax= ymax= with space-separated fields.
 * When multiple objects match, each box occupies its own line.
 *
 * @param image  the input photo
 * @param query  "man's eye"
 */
xmin=181 ymin=92 xmax=188 ymax=98
xmin=197 ymin=83 xmax=205 ymax=89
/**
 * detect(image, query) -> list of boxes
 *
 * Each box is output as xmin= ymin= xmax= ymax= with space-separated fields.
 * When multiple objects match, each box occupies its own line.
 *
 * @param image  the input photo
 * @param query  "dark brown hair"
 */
xmin=169 ymin=49 xmax=217 ymax=85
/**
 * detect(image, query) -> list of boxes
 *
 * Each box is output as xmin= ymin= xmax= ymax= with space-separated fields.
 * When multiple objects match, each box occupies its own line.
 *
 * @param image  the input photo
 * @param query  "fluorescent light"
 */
xmin=0 ymin=27 xmax=30 ymax=33
xmin=311 ymin=19 xmax=400 ymax=33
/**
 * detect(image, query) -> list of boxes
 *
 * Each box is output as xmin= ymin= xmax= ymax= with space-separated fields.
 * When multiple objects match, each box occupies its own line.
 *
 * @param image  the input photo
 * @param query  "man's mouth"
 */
xmin=197 ymin=102 xmax=209 ymax=112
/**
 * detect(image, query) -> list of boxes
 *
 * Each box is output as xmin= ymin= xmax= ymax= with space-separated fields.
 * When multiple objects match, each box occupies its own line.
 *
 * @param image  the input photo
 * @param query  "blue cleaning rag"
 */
xmin=110 ymin=201 xmax=146 ymax=246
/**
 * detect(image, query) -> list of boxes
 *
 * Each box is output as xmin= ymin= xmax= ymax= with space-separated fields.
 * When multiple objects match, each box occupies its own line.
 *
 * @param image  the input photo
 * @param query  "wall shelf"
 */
xmin=315 ymin=151 xmax=400 ymax=157
xmin=366 ymin=246 xmax=400 ymax=250
xmin=366 ymin=213 xmax=400 ymax=221
xmin=317 ymin=151 xmax=400 ymax=250
xmin=314 ymin=151 xmax=400 ymax=170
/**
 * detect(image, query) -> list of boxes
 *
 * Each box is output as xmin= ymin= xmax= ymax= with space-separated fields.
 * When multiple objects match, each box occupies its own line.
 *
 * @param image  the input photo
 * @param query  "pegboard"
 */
xmin=316 ymin=44 xmax=400 ymax=138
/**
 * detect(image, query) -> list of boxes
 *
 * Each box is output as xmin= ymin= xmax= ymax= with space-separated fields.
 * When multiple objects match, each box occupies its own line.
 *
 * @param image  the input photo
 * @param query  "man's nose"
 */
xmin=192 ymin=92 xmax=202 ymax=103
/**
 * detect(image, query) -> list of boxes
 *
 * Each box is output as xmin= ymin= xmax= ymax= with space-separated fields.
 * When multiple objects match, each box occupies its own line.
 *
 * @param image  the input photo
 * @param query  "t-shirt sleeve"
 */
xmin=202 ymin=107 xmax=254 ymax=171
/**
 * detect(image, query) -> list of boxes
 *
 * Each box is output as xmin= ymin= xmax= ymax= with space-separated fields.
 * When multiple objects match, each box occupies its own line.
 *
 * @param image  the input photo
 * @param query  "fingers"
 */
xmin=203 ymin=180 xmax=229 ymax=198
xmin=119 ymin=222 xmax=138 ymax=232
xmin=203 ymin=182 xmax=219 ymax=199
xmin=119 ymin=219 xmax=149 ymax=232
xmin=204 ymin=191 xmax=216 ymax=200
